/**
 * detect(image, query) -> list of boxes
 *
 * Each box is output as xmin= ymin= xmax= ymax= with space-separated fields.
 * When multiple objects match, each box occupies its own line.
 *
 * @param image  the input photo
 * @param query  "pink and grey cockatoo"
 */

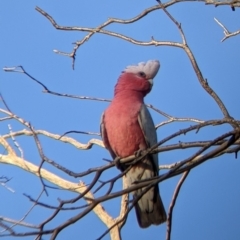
xmin=101 ymin=60 xmax=166 ymax=228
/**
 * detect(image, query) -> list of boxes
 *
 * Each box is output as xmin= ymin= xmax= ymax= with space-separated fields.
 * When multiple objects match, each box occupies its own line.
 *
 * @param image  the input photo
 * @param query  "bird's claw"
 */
xmin=134 ymin=149 xmax=144 ymax=158
xmin=114 ymin=156 xmax=122 ymax=170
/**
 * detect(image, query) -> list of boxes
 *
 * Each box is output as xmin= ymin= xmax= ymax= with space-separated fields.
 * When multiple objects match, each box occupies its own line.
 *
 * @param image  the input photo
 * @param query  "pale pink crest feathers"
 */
xmin=123 ymin=60 xmax=160 ymax=79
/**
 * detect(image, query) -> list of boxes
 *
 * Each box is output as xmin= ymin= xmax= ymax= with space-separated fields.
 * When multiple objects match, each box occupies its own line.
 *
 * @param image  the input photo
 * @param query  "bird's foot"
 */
xmin=134 ymin=149 xmax=144 ymax=158
xmin=114 ymin=156 xmax=122 ymax=169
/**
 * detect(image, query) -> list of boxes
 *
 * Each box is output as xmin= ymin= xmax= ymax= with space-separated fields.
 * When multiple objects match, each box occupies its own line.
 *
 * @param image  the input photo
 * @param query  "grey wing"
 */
xmin=138 ymin=104 xmax=159 ymax=172
xmin=100 ymin=113 xmax=116 ymax=159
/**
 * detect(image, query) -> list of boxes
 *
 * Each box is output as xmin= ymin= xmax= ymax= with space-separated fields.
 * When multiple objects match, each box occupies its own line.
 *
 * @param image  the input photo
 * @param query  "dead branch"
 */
xmin=214 ymin=17 xmax=240 ymax=42
xmin=166 ymin=171 xmax=190 ymax=240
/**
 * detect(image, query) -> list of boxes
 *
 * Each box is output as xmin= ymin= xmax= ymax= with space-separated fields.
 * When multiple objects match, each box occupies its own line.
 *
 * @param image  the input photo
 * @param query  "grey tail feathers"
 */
xmin=134 ymin=185 xmax=166 ymax=228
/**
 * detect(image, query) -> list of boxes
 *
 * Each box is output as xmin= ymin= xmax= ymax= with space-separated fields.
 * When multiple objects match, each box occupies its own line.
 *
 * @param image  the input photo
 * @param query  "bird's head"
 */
xmin=114 ymin=60 xmax=160 ymax=96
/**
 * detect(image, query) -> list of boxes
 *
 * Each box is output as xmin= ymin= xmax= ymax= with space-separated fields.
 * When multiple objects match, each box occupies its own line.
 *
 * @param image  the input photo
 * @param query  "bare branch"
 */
xmin=2 ymin=128 xmax=104 ymax=149
xmin=0 ymin=216 xmax=38 ymax=229
xmin=7 ymin=124 xmax=24 ymax=158
xmin=166 ymin=171 xmax=190 ymax=240
xmin=214 ymin=17 xmax=240 ymax=42
xmin=205 ymin=0 xmax=240 ymax=10
xmin=157 ymin=0 xmax=187 ymax=44
xmin=1 ymin=190 xmax=44 ymax=233
xmin=0 ymin=151 xmax=115 ymax=237
xmin=2 ymin=66 xmax=111 ymax=103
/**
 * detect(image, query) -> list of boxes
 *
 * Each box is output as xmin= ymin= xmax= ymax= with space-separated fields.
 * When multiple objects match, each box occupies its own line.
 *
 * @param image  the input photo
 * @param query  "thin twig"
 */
xmin=214 ymin=17 xmax=240 ymax=42
xmin=157 ymin=0 xmax=187 ymax=44
xmin=8 ymin=124 xmax=24 ymax=158
xmin=166 ymin=170 xmax=190 ymax=240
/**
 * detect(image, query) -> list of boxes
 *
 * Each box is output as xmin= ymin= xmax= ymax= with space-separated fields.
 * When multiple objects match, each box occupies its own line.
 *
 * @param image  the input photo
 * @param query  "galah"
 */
xmin=101 ymin=60 xmax=166 ymax=228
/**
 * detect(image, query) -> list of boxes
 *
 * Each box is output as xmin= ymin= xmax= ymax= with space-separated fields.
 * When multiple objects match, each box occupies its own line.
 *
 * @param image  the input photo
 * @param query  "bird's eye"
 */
xmin=138 ymin=71 xmax=146 ymax=78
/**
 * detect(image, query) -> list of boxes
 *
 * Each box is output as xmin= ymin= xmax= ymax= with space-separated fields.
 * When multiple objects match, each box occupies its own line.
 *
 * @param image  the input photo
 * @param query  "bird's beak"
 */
xmin=148 ymin=79 xmax=153 ymax=87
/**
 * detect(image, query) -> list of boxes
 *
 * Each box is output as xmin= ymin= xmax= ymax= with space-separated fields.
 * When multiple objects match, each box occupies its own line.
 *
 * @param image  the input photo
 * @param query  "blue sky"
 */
xmin=1 ymin=1 xmax=240 ymax=240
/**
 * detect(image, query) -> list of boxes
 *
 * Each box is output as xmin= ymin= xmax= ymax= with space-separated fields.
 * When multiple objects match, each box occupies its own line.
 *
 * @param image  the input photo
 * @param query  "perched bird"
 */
xmin=101 ymin=60 xmax=166 ymax=228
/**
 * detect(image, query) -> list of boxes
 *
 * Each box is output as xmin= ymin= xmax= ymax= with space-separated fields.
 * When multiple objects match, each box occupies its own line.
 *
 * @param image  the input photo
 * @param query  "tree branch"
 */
xmin=214 ymin=17 xmax=240 ymax=42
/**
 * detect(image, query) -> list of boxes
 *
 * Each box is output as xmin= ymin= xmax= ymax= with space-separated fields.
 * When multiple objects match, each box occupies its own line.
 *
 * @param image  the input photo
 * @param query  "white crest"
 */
xmin=124 ymin=60 xmax=160 ymax=79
